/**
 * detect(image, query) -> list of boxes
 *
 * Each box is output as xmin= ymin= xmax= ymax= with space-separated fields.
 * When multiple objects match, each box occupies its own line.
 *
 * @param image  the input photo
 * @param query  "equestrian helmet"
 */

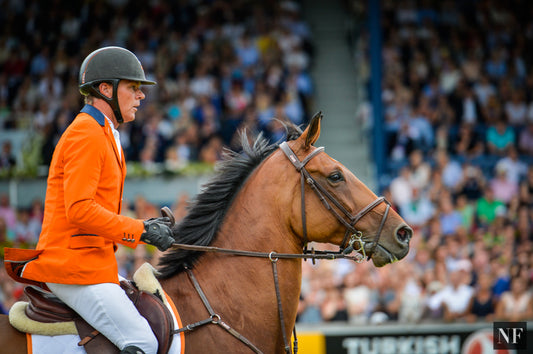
xmin=78 ymin=46 xmax=156 ymax=122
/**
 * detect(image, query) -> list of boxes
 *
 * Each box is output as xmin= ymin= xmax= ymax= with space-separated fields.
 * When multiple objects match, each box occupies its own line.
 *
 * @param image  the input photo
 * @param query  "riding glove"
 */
xmin=141 ymin=217 xmax=175 ymax=251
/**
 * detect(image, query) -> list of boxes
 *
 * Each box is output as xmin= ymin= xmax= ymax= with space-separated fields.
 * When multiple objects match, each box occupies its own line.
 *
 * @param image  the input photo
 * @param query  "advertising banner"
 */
xmin=297 ymin=322 xmax=533 ymax=354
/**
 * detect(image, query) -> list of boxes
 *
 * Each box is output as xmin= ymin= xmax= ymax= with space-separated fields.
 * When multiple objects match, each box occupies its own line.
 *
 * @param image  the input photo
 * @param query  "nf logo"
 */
xmin=493 ymin=322 xmax=526 ymax=349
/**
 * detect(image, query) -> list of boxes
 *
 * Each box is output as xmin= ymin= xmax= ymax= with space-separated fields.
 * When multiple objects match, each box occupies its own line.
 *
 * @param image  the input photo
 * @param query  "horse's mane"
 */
xmin=157 ymin=124 xmax=302 ymax=278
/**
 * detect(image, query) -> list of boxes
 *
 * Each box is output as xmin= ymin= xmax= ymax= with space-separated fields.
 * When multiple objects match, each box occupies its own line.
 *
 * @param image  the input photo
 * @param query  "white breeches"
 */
xmin=46 ymin=281 xmax=158 ymax=354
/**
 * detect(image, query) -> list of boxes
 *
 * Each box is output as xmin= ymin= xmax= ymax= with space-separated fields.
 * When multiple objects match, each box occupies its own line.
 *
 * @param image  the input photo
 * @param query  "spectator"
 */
xmin=453 ymin=83 xmax=482 ymax=125
xmin=473 ymin=75 xmax=496 ymax=107
xmin=465 ymin=272 xmax=496 ymax=323
xmin=515 ymin=205 xmax=532 ymax=243
xmin=424 ymin=280 xmax=445 ymax=320
xmin=485 ymin=49 xmax=507 ymax=81
xmin=234 ymin=32 xmax=260 ymax=68
xmin=434 ymin=148 xmax=462 ymax=190
xmin=0 ymin=264 xmax=23 ymax=313
xmin=455 ymin=194 xmax=475 ymax=232
xmin=519 ymin=167 xmax=533 ymax=207
xmin=490 ymin=165 xmax=519 ymax=204
xmin=408 ymin=149 xmax=431 ymax=191
xmin=433 ymin=96 xmax=456 ymax=129
xmin=390 ymin=166 xmax=413 ymax=208
xmin=486 ymin=119 xmax=516 ymax=156
xmin=320 ymin=286 xmax=349 ymax=322
xmin=343 ymin=267 xmax=373 ymax=324
xmin=12 ymin=208 xmax=40 ymax=245
xmin=297 ymin=292 xmax=323 ymax=324
xmin=505 ymin=90 xmax=528 ymax=126
xmin=399 ymin=187 xmax=434 ymax=229
xmin=452 ymin=123 xmax=485 ymax=158
xmin=409 ymin=101 xmax=435 ymax=151
xmin=518 ymin=123 xmax=533 ymax=155
xmin=0 ymin=217 xmax=15 ymax=247
xmin=29 ymin=198 xmax=44 ymax=225
xmin=436 ymin=268 xmax=475 ymax=322
xmin=0 ymin=141 xmax=16 ymax=172
xmin=491 ymin=257 xmax=512 ymax=299
xmin=495 ymin=146 xmax=528 ymax=186
xmin=0 ymin=194 xmax=16 ymax=230
xmin=398 ymin=276 xmax=426 ymax=323
xmin=198 ymin=135 xmax=223 ymax=164
xmin=494 ymin=277 xmax=533 ymax=321
xmin=438 ymin=196 xmax=463 ymax=236
xmin=476 ymin=186 xmax=506 ymax=226
xmin=371 ymin=269 xmax=401 ymax=322
xmin=456 ymin=165 xmax=485 ymax=202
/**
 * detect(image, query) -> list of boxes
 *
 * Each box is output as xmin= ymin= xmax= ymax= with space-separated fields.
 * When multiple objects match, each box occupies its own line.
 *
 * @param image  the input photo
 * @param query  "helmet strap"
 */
xmin=90 ymin=79 xmax=124 ymax=124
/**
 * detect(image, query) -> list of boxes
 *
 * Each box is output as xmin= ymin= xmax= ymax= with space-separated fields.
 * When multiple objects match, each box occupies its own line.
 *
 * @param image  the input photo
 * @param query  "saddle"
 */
xmin=23 ymin=280 xmax=174 ymax=354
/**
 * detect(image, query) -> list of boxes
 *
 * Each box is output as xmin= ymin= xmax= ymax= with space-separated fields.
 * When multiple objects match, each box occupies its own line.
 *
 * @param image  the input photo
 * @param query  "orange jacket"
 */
xmin=6 ymin=105 xmax=145 ymax=285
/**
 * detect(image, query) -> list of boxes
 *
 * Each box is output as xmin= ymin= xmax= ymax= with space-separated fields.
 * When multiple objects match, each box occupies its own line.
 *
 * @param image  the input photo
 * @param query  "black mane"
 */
xmin=157 ymin=125 xmax=302 ymax=278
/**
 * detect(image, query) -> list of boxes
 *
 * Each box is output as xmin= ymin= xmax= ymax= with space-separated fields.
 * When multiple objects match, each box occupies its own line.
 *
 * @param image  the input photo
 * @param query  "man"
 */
xmin=5 ymin=46 xmax=175 ymax=354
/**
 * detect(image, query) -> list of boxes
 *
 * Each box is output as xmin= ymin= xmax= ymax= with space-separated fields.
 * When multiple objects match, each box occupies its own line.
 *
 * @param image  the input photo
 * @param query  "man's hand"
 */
xmin=141 ymin=216 xmax=174 ymax=251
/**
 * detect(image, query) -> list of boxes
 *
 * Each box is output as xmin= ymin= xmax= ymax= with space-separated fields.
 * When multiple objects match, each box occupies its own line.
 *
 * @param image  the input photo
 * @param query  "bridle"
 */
xmin=279 ymin=141 xmax=391 ymax=260
xmin=169 ymin=142 xmax=392 ymax=354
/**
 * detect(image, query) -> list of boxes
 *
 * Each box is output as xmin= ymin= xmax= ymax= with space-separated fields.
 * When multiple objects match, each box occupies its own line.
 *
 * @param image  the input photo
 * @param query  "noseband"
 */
xmin=279 ymin=142 xmax=391 ymax=259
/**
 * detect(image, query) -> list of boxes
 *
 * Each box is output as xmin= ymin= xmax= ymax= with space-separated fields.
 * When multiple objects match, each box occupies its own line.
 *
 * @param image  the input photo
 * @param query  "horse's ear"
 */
xmin=302 ymin=111 xmax=323 ymax=149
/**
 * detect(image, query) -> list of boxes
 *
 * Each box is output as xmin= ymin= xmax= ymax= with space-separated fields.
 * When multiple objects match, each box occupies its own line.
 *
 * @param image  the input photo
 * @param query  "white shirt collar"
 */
xmin=104 ymin=115 xmax=122 ymax=160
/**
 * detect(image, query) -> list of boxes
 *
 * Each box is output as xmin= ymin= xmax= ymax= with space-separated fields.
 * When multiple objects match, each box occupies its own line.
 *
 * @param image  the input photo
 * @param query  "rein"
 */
xmin=170 ymin=244 xmax=363 ymax=354
xmin=171 ymin=142 xmax=391 ymax=353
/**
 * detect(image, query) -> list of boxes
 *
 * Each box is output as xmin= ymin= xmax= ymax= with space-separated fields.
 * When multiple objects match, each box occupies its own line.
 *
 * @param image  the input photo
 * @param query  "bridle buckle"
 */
xmin=342 ymin=231 xmax=365 ymax=262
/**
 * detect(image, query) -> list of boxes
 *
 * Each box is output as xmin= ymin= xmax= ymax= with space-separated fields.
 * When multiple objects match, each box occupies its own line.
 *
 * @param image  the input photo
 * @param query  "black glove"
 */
xmin=141 ymin=217 xmax=175 ymax=251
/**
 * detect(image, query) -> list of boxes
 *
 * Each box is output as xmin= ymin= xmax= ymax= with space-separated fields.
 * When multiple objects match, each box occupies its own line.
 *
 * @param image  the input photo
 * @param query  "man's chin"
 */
xmin=122 ymin=115 xmax=136 ymax=123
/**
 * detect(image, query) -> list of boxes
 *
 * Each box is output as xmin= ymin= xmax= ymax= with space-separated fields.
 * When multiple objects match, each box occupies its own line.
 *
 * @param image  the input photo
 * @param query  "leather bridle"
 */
xmin=169 ymin=142 xmax=393 ymax=354
xmin=279 ymin=141 xmax=391 ymax=259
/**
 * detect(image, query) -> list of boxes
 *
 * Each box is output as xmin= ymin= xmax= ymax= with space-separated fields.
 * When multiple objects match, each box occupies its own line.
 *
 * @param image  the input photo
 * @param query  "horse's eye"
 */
xmin=327 ymin=171 xmax=344 ymax=183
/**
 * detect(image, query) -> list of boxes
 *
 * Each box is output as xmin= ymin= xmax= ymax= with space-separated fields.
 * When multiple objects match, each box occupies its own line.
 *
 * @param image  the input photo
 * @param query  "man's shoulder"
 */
xmin=62 ymin=112 xmax=106 ymax=142
xmin=67 ymin=112 xmax=106 ymax=132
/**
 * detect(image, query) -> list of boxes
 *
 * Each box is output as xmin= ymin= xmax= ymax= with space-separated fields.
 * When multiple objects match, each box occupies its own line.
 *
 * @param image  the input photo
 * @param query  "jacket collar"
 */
xmin=80 ymin=104 xmax=125 ymax=168
xmin=80 ymin=104 xmax=106 ymax=126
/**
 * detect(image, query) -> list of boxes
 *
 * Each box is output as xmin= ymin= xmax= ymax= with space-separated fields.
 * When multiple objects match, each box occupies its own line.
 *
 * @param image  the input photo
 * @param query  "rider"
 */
xmin=5 ymin=46 xmax=175 ymax=354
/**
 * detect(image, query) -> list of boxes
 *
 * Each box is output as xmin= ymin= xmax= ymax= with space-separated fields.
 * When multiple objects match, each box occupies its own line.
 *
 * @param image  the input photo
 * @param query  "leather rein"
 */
xmin=170 ymin=142 xmax=391 ymax=354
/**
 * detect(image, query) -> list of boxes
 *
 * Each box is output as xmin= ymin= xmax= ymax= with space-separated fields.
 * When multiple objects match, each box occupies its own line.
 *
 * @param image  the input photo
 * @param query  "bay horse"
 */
xmin=0 ymin=112 xmax=412 ymax=353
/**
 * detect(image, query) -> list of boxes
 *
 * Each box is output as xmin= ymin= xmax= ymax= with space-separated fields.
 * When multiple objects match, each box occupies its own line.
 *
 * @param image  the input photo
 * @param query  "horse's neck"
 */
xmin=162 ymin=180 xmax=303 ymax=352
xmin=201 ymin=189 xmax=303 ymax=319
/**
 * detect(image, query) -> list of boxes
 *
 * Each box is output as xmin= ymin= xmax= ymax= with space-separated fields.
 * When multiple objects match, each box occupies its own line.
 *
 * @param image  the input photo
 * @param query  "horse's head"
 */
xmin=278 ymin=112 xmax=412 ymax=267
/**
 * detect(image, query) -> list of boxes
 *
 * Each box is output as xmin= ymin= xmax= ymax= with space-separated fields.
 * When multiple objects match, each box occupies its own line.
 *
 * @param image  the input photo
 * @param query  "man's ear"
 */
xmin=98 ymin=82 xmax=112 ymax=99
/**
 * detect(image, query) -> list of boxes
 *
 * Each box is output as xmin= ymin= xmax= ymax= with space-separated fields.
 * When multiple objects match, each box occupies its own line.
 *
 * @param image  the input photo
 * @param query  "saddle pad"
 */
xmin=30 ymin=334 xmax=85 ymax=354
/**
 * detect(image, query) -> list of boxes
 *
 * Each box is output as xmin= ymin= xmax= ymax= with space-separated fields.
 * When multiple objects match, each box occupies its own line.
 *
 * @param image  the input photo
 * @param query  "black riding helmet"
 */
xmin=79 ymin=46 xmax=156 ymax=123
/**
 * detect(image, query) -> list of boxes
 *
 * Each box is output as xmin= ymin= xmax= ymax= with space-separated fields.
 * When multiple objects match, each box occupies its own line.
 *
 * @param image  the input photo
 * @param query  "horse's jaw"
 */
xmin=363 ymin=240 xmax=409 ymax=267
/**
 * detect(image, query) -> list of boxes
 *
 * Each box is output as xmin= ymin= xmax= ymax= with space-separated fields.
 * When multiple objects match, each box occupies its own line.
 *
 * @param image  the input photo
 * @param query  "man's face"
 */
xmin=117 ymin=80 xmax=145 ymax=123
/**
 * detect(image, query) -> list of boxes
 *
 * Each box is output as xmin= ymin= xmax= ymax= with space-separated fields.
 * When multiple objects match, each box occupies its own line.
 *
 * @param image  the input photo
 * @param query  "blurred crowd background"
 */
xmin=1 ymin=0 xmax=532 ymax=326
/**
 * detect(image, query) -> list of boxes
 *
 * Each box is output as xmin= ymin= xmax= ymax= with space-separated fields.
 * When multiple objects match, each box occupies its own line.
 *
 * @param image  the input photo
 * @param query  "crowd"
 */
xmin=297 ymin=0 xmax=533 ymax=325
xmin=1 ymin=0 xmax=532 ymax=327
xmin=0 ymin=0 xmax=313 ymax=174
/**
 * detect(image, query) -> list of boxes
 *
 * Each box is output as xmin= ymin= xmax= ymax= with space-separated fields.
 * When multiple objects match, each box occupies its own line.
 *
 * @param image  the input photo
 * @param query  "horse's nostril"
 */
xmin=396 ymin=226 xmax=412 ymax=244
